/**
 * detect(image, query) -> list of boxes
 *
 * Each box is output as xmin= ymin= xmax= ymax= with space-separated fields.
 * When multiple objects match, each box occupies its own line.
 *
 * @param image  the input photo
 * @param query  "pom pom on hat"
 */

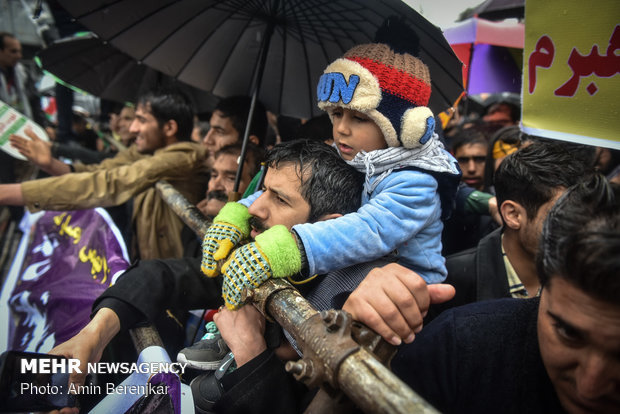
xmin=317 ymin=43 xmax=435 ymax=148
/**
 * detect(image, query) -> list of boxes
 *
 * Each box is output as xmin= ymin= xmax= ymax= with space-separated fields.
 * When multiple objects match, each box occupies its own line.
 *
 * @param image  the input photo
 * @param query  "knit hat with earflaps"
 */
xmin=317 ymin=43 xmax=434 ymax=149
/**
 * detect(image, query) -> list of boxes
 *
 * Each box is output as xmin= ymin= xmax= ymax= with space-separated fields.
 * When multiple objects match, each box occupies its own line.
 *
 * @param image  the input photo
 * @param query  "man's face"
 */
xmin=117 ymin=107 xmax=137 ymax=146
xmin=538 ymin=278 xmax=620 ymax=413
xmin=202 ymin=110 xmax=239 ymax=162
xmin=0 ymin=36 xmax=22 ymax=69
xmin=455 ymin=143 xmax=487 ymax=190
xmin=519 ymin=189 xmax=563 ymax=256
xmin=129 ymin=104 xmax=167 ymax=154
xmin=201 ymin=153 xmax=253 ymax=218
xmin=247 ymin=163 xmax=311 ymax=239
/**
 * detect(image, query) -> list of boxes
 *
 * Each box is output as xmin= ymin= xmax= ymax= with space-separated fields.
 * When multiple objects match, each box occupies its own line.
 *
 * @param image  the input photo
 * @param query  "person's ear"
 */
xmin=163 ymin=119 xmax=178 ymax=137
xmin=248 ymin=135 xmax=260 ymax=146
xmin=315 ymin=213 xmax=343 ymax=222
xmin=500 ymin=200 xmax=525 ymax=230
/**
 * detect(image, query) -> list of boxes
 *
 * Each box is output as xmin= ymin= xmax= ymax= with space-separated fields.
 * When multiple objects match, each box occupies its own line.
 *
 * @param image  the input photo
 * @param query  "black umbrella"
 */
xmin=57 ymin=0 xmax=463 ymax=192
xmin=466 ymin=0 xmax=525 ymax=21
xmin=35 ymin=33 xmax=219 ymax=112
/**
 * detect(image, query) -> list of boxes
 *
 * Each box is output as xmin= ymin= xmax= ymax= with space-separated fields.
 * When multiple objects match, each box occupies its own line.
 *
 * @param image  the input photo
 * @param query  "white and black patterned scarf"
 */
xmin=342 ymin=133 xmax=460 ymax=194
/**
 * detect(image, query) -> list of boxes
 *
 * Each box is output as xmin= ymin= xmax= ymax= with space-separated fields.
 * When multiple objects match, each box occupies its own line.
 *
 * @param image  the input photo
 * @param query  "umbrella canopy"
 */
xmin=465 ymin=0 xmax=525 ymax=21
xmin=56 ymin=0 xmax=463 ymax=119
xmin=444 ymin=17 xmax=524 ymax=95
xmin=35 ymin=33 xmax=219 ymax=112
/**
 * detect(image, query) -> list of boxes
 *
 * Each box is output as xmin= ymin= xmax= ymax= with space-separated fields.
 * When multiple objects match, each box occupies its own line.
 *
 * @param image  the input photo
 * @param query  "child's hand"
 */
xmin=201 ymin=202 xmax=251 ymax=277
xmin=220 ymin=225 xmax=300 ymax=309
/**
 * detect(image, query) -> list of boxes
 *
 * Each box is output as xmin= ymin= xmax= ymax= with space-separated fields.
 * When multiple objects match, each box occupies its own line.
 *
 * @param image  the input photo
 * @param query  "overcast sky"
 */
xmin=402 ymin=0 xmax=485 ymax=29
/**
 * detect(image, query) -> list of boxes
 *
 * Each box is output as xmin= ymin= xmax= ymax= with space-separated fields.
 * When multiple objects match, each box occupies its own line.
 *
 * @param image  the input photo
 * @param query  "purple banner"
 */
xmin=8 ymin=208 xmax=130 ymax=351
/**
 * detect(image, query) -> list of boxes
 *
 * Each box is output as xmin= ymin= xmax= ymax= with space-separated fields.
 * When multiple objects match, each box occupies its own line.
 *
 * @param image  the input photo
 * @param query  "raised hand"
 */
xmin=10 ymin=127 xmax=52 ymax=169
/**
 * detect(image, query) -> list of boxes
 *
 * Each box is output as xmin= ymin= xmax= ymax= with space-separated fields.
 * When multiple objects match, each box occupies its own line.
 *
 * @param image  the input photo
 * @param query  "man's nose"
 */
xmin=575 ymin=354 xmax=617 ymax=400
xmin=209 ymin=176 xmax=225 ymax=192
xmin=129 ymin=119 xmax=140 ymax=133
xmin=247 ymin=192 xmax=268 ymax=219
xmin=202 ymin=130 xmax=214 ymax=146
xmin=466 ymin=160 xmax=478 ymax=172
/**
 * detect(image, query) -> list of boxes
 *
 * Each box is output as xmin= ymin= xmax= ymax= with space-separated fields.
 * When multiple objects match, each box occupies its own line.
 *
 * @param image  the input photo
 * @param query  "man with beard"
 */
xmin=196 ymin=143 xmax=264 ymax=219
xmin=181 ymin=142 xmax=264 ymax=257
xmin=48 ymin=140 xmax=383 ymax=406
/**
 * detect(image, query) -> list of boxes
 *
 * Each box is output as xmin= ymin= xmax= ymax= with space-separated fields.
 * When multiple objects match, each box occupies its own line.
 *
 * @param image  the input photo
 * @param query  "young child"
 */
xmin=202 ymin=43 xmax=461 ymax=310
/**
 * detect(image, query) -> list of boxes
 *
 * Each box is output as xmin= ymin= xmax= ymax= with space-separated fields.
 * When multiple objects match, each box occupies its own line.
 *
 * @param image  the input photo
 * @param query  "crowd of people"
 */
xmin=0 ymin=25 xmax=619 ymax=414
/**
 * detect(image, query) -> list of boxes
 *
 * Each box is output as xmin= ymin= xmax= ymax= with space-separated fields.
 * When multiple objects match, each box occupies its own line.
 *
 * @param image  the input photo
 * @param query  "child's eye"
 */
xmin=330 ymin=109 xmax=343 ymax=118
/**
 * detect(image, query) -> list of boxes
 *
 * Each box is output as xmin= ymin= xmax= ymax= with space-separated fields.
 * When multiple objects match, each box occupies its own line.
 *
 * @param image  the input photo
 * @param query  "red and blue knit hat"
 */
xmin=317 ymin=43 xmax=435 ymax=148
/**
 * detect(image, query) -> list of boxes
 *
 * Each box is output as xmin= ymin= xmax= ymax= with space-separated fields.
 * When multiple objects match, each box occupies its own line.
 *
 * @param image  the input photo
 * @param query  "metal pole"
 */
xmin=232 ymin=6 xmax=278 ymax=195
xmin=257 ymin=279 xmax=437 ymax=414
xmin=155 ymin=180 xmax=211 ymax=238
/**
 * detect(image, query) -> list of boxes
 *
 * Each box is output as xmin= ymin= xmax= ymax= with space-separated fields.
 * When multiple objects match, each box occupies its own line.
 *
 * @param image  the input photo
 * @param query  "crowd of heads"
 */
xmin=2 ymin=27 xmax=619 ymax=413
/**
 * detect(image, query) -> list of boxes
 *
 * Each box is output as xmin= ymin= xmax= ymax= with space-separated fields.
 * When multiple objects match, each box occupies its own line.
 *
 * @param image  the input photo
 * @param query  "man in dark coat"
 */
xmin=431 ymin=141 xmax=590 ymax=319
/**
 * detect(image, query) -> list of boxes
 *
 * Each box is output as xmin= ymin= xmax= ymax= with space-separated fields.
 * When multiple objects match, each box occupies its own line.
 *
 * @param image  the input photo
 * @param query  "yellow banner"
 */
xmin=522 ymin=0 xmax=620 ymax=149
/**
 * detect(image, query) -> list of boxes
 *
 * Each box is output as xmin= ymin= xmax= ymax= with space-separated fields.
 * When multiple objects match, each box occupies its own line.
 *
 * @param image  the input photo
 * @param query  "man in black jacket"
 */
xmin=431 ymin=141 xmax=590 ymax=318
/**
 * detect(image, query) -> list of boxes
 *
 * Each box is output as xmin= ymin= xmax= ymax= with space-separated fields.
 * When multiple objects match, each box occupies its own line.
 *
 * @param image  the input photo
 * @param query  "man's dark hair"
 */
xmin=266 ymin=140 xmax=363 ymax=222
xmin=137 ymin=90 xmax=194 ymax=141
xmin=495 ymin=141 xmax=591 ymax=221
xmin=216 ymin=96 xmax=267 ymax=147
xmin=0 ymin=32 xmax=16 ymax=50
xmin=451 ymin=127 xmax=488 ymax=155
xmin=294 ymin=114 xmax=333 ymax=143
xmin=215 ymin=142 xmax=265 ymax=180
xmin=537 ymin=174 xmax=620 ymax=304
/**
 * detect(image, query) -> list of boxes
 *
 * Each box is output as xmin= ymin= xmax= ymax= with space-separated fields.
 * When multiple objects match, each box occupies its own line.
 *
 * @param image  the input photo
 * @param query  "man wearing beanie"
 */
xmin=201 ymin=42 xmax=461 ymax=310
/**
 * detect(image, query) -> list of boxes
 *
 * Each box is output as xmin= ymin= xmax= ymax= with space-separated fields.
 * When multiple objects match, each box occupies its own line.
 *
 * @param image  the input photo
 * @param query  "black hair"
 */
xmin=215 ymin=142 xmax=265 ymax=180
xmin=495 ymin=140 xmax=592 ymax=221
xmin=293 ymin=114 xmax=333 ymax=143
xmin=137 ymin=89 xmax=194 ymax=141
xmin=215 ymin=96 xmax=268 ymax=147
xmin=0 ymin=32 xmax=16 ymax=50
xmin=537 ymin=174 xmax=620 ymax=304
xmin=265 ymin=140 xmax=363 ymax=222
xmin=450 ymin=127 xmax=488 ymax=155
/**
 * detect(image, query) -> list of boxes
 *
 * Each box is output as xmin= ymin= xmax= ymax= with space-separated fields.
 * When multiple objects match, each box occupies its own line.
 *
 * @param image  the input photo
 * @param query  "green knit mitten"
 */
xmin=201 ymin=202 xmax=251 ymax=277
xmin=221 ymin=225 xmax=301 ymax=309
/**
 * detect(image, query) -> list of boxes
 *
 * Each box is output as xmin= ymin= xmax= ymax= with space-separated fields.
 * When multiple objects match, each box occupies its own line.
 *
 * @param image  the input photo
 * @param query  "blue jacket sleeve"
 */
xmin=238 ymin=190 xmax=262 ymax=208
xmin=292 ymin=170 xmax=440 ymax=276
